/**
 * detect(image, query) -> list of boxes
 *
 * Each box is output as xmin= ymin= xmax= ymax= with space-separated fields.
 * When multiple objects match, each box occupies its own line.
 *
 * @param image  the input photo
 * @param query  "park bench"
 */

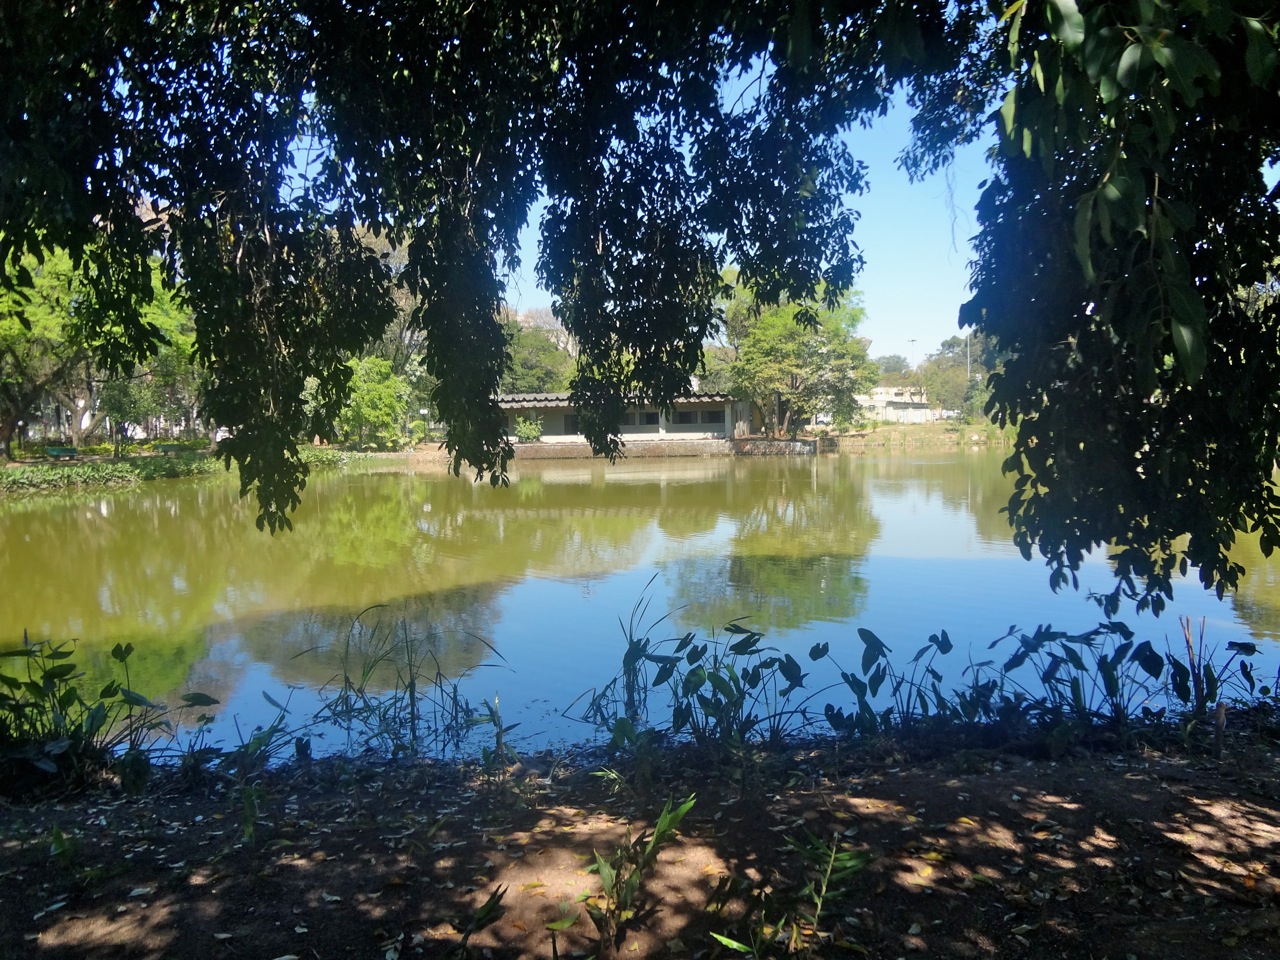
xmin=46 ymin=447 xmax=77 ymax=460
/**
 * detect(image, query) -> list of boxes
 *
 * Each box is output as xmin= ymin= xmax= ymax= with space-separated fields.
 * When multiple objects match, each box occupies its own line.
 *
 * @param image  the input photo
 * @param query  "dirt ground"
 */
xmin=2 ymin=740 xmax=1280 ymax=960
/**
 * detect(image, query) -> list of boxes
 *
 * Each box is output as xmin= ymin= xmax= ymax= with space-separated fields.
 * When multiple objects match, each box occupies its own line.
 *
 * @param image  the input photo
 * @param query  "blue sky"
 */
xmin=502 ymin=102 xmax=992 ymax=367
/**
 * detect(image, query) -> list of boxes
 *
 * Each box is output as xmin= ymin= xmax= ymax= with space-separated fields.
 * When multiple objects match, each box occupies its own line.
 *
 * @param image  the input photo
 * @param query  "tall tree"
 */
xmin=3 ymin=0 xmax=951 ymax=526
xmin=336 ymin=357 xmax=410 ymax=451
xmin=500 ymin=318 xmax=574 ymax=394
xmin=872 ymin=354 xmax=911 ymax=382
xmin=730 ymin=294 xmax=878 ymax=437
xmin=0 ymin=250 xmax=89 ymax=457
xmin=917 ymin=332 xmax=999 ymax=415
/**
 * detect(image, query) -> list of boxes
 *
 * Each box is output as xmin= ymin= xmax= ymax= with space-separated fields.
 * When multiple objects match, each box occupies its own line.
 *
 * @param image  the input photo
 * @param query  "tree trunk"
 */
xmin=0 ymin=414 xmax=14 ymax=461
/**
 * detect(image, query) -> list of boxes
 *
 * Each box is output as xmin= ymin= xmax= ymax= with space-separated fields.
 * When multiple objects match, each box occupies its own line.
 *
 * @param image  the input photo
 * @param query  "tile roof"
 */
xmin=497 ymin=392 xmax=734 ymax=407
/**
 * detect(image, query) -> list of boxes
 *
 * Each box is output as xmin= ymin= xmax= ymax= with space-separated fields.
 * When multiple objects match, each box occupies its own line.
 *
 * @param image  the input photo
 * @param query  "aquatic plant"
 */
xmin=0 ymin=634 xmax=217 ymax=796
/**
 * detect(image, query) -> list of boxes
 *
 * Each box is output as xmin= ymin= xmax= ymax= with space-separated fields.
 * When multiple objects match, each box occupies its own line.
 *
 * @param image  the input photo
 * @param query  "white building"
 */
xmin=498 ymin=392 xmax=757 ymax=442
xmin=853 ymin=386 xmax=934 ymax=424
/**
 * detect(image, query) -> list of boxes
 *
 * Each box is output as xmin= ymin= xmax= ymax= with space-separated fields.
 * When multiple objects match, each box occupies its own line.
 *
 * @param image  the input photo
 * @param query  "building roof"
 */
xmin=497 ymin=392 xmax=734 ymax=409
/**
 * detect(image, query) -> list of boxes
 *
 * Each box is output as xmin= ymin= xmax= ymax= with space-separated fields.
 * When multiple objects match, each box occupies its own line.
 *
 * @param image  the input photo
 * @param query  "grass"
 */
xmin=837 ymin=420 xmax=1011 ymax=449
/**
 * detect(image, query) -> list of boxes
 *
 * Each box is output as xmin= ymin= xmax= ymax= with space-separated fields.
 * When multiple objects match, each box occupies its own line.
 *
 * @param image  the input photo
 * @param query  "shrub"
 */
xmin=515 ymin=416 xmax=543 ymax=443
xmin=0 ymin=635 xmax=217 ymax=797
xmin=0 ymin=454 xmax=220 ymax=495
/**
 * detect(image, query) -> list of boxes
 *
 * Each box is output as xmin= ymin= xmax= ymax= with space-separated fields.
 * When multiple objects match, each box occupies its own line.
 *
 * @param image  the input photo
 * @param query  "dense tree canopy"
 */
xmin=500 ymin=316 xmax=575 ymax=394
xmin=725 ymin=290 xmax=877 ymax=435
xmin=4 ymin=1 xmax=1280 ymax=608
xmin=916 ymin=331 xmax=1000 ymax=418
xmin=0 ymin=250 xmax=89 ymax=458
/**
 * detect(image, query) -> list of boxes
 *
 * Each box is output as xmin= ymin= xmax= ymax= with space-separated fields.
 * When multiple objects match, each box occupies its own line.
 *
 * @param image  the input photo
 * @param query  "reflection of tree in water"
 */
xmin=0 ymin=480 xmax=245 ymax=644
xmin=665 ymin=458 xmax=880 ymax=632
xmin=215 ymin=585 xmax=504 ymax=691
xmin=668 ymin=554 xmax=870 ymax=633
xmin=1224 ymin=534 xmax=1280 ymax=641
xmin=861 ymin=449 xmax=1016 ymax=546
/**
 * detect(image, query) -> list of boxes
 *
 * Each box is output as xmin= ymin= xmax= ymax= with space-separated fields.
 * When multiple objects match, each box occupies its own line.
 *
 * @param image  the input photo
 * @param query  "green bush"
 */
xmin=515 ymin=416 xmax=543 ymax=443
xmin=0 ymin=454 xmax=220 ymax=495
xmin=75 ymin=443 xmax=115 ymax=457
xmin=130 ymin=453 xmax=220 ymax=482
xmin=298 ymin=446 xmax=369 ymax=469
xmin=140 ymin=438 xmax=208 ymax=453
xmin=409 ymin=419 xmax=439 ymax=444
xmin=0 ymin=462 xmax=139 ymax=493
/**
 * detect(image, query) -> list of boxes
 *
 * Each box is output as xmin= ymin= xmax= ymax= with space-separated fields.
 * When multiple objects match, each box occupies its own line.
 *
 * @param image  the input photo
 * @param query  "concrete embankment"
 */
xmin=498 ymin=438 xmax=819 ymax=461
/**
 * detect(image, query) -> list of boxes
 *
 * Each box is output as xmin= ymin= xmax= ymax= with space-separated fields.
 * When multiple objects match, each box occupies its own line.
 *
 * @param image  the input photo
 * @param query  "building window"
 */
xmin=700 ymin=409 xmax=726 ymax=424
xmin=643 ymin=411 xmax=660 ymax=426
xmin=675 ymin=410 xmax=697 ymax=425
xmin=564 ymin=414 xmax=580 ymax=434
xmin=621 ymin=412 xmax=636 ymax=426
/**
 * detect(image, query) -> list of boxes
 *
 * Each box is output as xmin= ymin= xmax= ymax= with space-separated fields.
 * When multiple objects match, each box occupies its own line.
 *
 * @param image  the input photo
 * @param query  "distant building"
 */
xmin=498 ymin=392 xmax=758 ymax=442
xmin=853 ymin=386 xmax=934 ymax=424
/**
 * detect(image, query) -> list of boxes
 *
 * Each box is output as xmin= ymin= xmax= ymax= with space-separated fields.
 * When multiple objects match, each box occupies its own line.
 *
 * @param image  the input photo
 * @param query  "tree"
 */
xmin=872 ymin=354 xmax=911 ymax=382
xmin=336 ymin=357 xmax=410 ymax=451
xmin=6 ymin=0 xmax=953 ymax=528
xmin=0 ymin=249 xmax=90 ymax=457
xmin=943 ymin=2 xmax=1280 ymax=613
xmin=917 ymin=333 xmax=998 ymax=416
xmin=500 ymin=317 xmax=574 ymax=394
xmin=729 ymin=293 xmax=878 ymax=437
xmin=5 ymin=1 xmax=1280 ymax=613
xmin=95 ymin=281 xmax=200 ymax=448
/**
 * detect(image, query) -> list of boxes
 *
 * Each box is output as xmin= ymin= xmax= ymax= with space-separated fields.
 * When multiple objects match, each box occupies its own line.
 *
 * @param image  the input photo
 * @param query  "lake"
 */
xmin=3 ymin=449 xmax=1278 ymax=755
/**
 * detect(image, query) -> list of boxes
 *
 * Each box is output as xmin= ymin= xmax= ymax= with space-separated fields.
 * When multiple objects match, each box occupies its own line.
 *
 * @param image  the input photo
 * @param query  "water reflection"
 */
xmin=2 ymin=451 xmax=1279 ymax=748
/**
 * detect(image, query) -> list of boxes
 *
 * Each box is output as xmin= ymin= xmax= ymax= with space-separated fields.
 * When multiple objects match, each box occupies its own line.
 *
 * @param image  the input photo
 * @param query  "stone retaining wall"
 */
xmin=504 ymin=437 xmax=817 ymax=461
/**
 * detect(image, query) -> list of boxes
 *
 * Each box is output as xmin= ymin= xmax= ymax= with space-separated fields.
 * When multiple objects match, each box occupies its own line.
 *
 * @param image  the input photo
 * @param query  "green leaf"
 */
xmin=1168 ymin=284 xmax=1207 ymax=384
xmin=683 ymin=664 xmax=708 ymax=697
xmin=120 ymin=688 xmax=159 ymax=709
xmin=857 ymin=628 xmax=889 ymax=674
xmin=42 ymin=663 xmax=77 ymax=682
xmin=778 ymin=653 xmax=806 ymax=689
xmin=997 ymin=89 xmax=1018 ymax=143
xmin=727 ymin=634 xmax=761 ymax=656
xmin=999 ymin=0 xmax=1025 ymax=25
xmin=1116 ymin=41 xmax=1152 ymax=89
xmin=707 ymin=670 xmax=736 ymax=700
xmin=591 ymin=851 xmax=615 ymax=891
xmin=868 ymin=662 xmax=887 ymax=698
xmin=1130 ymin=640 xmax=1164 ymax=680
xmin=180 ymin=691 xmax=220 ymax=707
xmin=1244 ymin=18 xmax=1278 ymax=86
xmin=1150 ymin=35 xmax=1220 ymax=103
xmin=1073 ymin=193 xmax=1096 ymax=284
xmin=710 ymin=932 xmax=754 ymax=952
xmin=1047 ymin=0 xmax=1086 ymax=52
xmin=1168 ymin=656 xmax=1192 ymax=704
xmin=653 ymin=660 xmax=677 ymax=688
